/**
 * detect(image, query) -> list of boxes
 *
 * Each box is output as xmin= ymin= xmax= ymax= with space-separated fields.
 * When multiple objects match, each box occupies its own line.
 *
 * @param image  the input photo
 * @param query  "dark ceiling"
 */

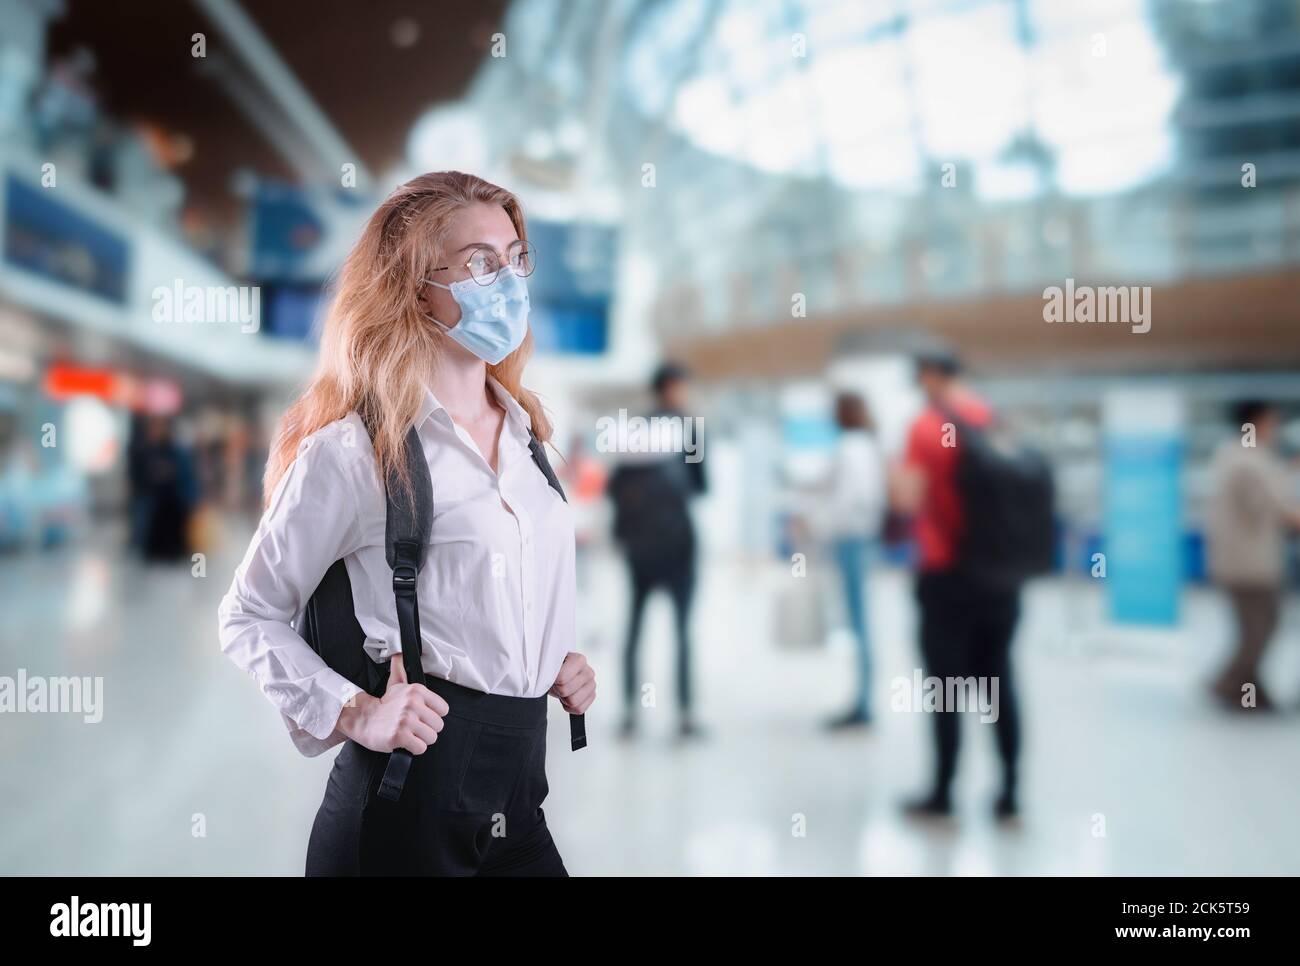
xmin=47 ymin=0 xmax=508 ymax=221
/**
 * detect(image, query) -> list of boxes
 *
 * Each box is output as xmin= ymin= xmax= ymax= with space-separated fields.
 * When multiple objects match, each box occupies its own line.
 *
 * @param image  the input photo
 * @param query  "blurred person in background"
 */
xmin=32 ymin=50 xmax=98 ymax=164
xmin=608 ymin=362 xmax=707 ymax=740
xmin=812 ymin=391 xmax=886 ymax=729
xmin=138 ymin=415 xmax=197 ymax=563
xmin=562 ymin=432 xmax=609 ymax=653
xmin=126 ymin=413 xmax=150 ymax=552
xmin=218 ymin=171 xmax=594 ymax=876
xmin=221 ymin=415 xmax=256 ymax=511
xmin=892 ymin=351 xmax=1023 ymax=821
xmin=1207 ymin=400 xmax=1300 ymax=712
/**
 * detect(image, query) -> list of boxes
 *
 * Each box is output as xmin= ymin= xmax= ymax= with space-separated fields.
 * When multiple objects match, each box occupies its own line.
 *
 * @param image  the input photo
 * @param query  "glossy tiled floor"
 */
xmin=2 ymin=524 xmax=1298 ymax=875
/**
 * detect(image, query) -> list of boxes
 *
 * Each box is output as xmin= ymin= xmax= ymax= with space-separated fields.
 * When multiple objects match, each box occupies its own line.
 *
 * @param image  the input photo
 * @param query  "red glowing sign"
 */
xmin=43 ymin=365 xmax=182 ymax=413
xmin=43 ymin=364 xmax=117 ymax=402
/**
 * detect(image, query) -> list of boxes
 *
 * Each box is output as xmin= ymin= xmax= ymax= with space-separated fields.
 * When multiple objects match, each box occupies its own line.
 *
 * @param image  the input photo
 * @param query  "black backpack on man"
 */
xmin=945 ymin=408 xmax=1056 ymax=590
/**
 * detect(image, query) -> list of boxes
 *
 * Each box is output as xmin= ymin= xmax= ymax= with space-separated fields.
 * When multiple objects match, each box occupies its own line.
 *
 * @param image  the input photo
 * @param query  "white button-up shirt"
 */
xmin=217 ymin=378 xmax=577 ymax=756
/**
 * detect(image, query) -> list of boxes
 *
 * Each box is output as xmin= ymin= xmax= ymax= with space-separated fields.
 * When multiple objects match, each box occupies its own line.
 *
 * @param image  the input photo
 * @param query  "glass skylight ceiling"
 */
xmin=621 ymin=0 xmax=1182 ymax=198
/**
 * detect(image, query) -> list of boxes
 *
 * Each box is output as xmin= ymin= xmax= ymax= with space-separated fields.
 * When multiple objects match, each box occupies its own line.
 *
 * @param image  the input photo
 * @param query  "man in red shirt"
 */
xmin=894 ymin=350 xmax=1023 ymax=821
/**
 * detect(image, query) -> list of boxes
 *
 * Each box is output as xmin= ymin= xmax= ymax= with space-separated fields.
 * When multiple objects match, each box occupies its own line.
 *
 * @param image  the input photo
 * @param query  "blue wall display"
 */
xmin=780 ymin=413 xmax=838 ymax=451
xmin=1104 ymin=434 xmax=1183 ymax=625
xmin=261 ymin=283 xmax=324 ymax=342
xmin=3 ymin=175 xmax=130 ymax=303
xmin=250 ymin=182 xmax=324 ymax=280
xmin=525 ymin=220 xmax=613 ymax=355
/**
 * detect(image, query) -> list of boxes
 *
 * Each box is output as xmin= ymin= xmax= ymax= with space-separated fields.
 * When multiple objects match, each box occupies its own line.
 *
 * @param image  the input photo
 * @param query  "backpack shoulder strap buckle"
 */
xmin=390 ymin=538 xmax=421 ymax=597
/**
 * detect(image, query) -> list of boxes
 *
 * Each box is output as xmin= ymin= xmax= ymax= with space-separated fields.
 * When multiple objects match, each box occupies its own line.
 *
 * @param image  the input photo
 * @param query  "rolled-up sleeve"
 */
xmin=218 ymin=433 xmax=364 ymax=757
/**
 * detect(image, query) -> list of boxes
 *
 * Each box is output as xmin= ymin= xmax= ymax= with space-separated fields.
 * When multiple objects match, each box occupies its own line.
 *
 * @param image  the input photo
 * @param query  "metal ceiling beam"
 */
xmin=192 ymin=0 xmax=371 ymax=188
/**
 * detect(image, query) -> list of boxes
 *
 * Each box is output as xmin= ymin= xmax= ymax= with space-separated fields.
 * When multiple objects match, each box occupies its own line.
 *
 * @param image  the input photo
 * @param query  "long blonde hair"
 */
xmin=264 ymin=171 xmax=551 ymax=505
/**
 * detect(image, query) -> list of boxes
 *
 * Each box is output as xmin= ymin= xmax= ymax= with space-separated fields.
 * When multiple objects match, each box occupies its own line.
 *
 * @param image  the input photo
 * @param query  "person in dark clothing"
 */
xmin=126 ymin=415 xmax=151 ymax=553
xmin=608 ymin=363 xmax=707 ymax=739
xmin=912 ymin=572 xmax=1021 ymax=817
xmin=893 ymin=350 xmax=1023 ymax=822
xmin=139 ymin=416 xmax=197 ymax=563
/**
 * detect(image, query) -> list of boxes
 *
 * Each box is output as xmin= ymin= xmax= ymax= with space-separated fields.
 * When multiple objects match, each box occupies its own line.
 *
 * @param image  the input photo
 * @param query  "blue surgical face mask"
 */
xmin=423 ymin=267 xmax=530 ymax=365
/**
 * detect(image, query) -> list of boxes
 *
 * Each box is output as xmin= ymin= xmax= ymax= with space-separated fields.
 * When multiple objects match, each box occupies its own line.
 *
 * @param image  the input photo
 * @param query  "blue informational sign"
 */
xmin=262 ymin=283 xmax=324 ymax=342
xmin=780 ymin=413 xmax=838 ymax=451
xmin=250 ymin=182 xmax=325 ymax=280
xmin=1104 ymin=434 xmax=1183 ymax=625
xmin=3 ymin=175 xmax=130 ymax=303
xmin=525 ymin=220 xmax=613 ymax=355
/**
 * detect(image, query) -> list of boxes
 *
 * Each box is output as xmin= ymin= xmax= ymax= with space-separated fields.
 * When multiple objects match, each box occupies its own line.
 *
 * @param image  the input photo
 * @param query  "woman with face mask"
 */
xmin=217 ymin=171 xmax=595 ymax=876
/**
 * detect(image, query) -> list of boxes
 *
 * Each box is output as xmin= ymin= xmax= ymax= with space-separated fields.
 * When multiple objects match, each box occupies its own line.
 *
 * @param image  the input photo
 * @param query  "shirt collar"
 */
xmin=415 ymin=377 xmax=533 ymax=437
xmin=415 ymin=385 xmax=447 ymax=431
xmin=487 ymin=376 xmax=533 ymax=435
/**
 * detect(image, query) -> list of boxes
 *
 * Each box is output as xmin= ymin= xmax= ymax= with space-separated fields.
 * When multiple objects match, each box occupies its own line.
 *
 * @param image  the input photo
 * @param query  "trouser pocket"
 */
xmin=357 ymin=718 xmax=481 ymax=875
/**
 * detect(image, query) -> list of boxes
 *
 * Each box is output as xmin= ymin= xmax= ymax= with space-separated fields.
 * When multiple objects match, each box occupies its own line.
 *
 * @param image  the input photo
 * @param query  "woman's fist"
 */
xmin=549 ymin=652 xmax=596 ymax=714
xmin=337 ymin=653 xmax=449 ymax=754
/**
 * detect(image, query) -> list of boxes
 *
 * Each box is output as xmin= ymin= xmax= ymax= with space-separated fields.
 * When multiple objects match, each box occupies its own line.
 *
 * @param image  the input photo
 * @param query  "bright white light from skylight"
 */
xmin=626 ymin=0 xmax=1182 ymax=199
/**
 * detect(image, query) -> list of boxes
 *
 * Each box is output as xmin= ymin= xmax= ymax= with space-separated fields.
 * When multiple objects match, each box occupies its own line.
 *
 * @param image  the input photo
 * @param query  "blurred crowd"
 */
xmin=581 ymin=355 xmax=1300 ymax=822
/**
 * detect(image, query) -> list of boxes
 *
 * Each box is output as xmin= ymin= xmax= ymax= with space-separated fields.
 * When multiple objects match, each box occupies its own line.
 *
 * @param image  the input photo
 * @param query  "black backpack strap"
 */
xmin=527 ymin=434 xmax=587 ymax=752
xmin=376 ymin=425 xmax=434 ymax=802
xmin=375 ymin=426 xmax=582 ymax=800
xmin=528 ymin=432 xmax=566 ymax=502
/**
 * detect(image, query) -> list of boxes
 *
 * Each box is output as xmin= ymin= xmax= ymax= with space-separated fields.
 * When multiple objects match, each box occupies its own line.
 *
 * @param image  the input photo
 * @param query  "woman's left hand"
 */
xmin=549 ymin=652 xmax=596 ymax=714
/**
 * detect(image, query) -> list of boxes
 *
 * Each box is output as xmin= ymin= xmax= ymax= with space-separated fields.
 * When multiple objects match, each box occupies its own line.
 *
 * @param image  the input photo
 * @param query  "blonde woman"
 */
xmin=218 ymin=172 xmax=595 ymax=876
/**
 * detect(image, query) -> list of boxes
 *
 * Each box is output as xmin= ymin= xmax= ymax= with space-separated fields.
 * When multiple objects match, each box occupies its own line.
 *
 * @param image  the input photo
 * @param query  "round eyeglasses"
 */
xmin=431 ymin=240 xmax=536 ymax=286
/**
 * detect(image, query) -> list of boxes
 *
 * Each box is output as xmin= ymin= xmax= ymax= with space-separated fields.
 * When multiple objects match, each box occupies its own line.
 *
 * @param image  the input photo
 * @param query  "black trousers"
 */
xmin=306 ymin=677 xmax=567 ymax=876
xmin=915 ymin=571 xmax=1022 ymax=799
xmin=622 ymin=551 xmax=696 ymax=714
